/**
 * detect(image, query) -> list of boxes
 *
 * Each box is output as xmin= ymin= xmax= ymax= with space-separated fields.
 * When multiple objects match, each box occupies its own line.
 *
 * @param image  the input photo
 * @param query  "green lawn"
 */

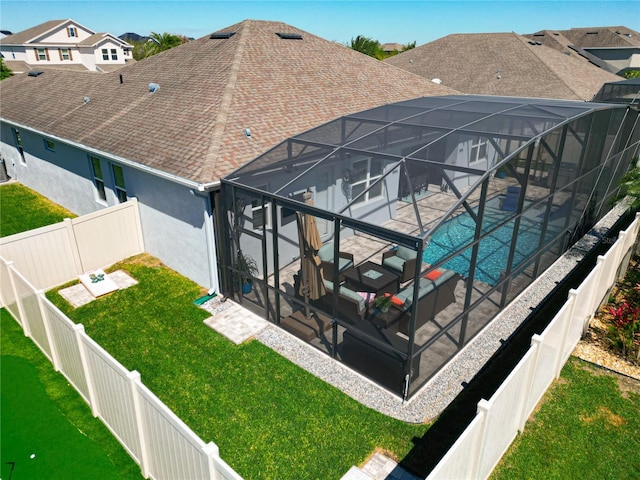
xmin=491 ymin=357 xmax=640 ymax=480
xmin=0 ymin=183 xmax=76 ymax=237
xmin=1 ymin=309 xmax=142 ymax=479
xmin=46 ymin=254 xmax=429 ymax=480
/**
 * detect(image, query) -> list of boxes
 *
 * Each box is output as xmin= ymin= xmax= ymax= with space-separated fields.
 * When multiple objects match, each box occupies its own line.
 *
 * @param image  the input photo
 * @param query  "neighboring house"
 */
xmin=381 ymin=42 xmax=403 ymax=53
xmin=384 ymin=32 xmax=621 ymax=100
xmin=0 ymin=19 xmax=132 ymax=73
xmin=119 ymin=32 xmax=150 ymax=43
xmin=527 ymin=26 xmax=640 ymax=75
xmin=0 ymin=20 xmax=457 ymax=290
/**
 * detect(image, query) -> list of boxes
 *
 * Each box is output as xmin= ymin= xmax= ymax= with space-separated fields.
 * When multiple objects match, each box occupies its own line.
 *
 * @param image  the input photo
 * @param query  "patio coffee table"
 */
xmin=343 ymin=261 xmax=400 ymax=296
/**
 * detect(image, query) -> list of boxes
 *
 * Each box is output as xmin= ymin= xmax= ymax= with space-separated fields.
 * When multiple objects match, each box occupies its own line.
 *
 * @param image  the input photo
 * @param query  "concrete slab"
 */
xmin=58 ymin=270 xmax=137 ymax=308
xmin=203 ymin=300 xmax=269 ymax=344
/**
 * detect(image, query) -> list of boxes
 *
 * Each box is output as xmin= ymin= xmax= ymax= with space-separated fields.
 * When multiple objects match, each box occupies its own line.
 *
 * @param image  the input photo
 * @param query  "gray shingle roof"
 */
xmin=384 ymin=32 xmax=621 ymax=101
xmin=0 ymin=20 xmax=73 ymax=45
xmin=0 ymin=20 xmax=458 ymax=183
xmin=560 ymin=26 xmax=640 ymax=48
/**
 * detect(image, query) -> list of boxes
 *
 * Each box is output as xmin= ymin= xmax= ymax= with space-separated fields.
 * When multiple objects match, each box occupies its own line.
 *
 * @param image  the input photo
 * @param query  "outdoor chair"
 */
xmin=500 ymin=186 xmax=521 ymax=212
xmin=381 ymin=245 xmax=418 ymax=283
xmin=317 ymin=242 xmax=354 ymax=282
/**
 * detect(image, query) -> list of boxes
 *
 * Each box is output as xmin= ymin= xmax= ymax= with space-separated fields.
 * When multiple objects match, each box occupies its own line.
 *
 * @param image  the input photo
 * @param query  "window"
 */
xmin=67 ymin=26 xmax=77 ymax=37
xmin=101 ymin=49 xmax=109 ymax=61
xmin=59 ymin=48 xmax=72 ymax=61
xmin=350 ymin=158 xmax=384 ymax=206
xmin=469 ymin=137 xmax=488 ymax=165
xmin=110 ymin=49 xmax=118 ymax=60
xmin=35 ymin=48 xmax=49 ymax=61
xmin=44 ymin=139 xmax=55 ymax=151
xmin=251 ymin=188 xmax=271 ymax=230
xmin=112 ymin=165 xmax=127 ymax=203
xmin=90 ymin=156 xmax=107 ymax=202
xmin=12 ymin=128 xmax=25 ymax=164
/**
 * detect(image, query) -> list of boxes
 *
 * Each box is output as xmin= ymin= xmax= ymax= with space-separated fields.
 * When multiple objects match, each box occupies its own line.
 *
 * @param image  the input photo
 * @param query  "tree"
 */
xmin=623 ymin=70 xmax=640 ymax=79
xmin=1 ymin=58 xmax=12 ymax=80
xmin=402 ymin=41 xmax=416 ymax=51
xmin=349 ymin=35 xmax=384 ymax=59
xmin=130 ymin=32 xmax=187 ymax=60
xmin=618 ymin=165 xmax=640 ymax=211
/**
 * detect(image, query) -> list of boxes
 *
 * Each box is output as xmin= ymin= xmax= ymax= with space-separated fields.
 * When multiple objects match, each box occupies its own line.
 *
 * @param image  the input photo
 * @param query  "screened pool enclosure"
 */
xmin=221 ymin=95 xmax=640 ymax=399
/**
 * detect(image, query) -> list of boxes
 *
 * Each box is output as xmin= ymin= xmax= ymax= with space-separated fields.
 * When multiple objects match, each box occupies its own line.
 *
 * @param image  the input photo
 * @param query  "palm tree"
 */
xmin=147 ymin=32 xmax=184 ymax=56
xmin=349 ymin=35 xmax=383 ymax=59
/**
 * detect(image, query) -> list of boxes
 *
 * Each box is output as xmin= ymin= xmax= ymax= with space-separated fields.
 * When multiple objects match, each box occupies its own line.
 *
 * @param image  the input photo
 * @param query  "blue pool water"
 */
xmin=423 ymin=197 xmax=553 ymax=285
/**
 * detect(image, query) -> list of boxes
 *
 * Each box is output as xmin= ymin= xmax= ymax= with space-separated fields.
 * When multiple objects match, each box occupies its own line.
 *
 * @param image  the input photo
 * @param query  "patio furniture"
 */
xmin=391 ymin=269 xmax=461 ymax=335
xmin=319 ymin=279 xmax=367 ymax=324
xmin=500 ymin=186 xmax=521 ymax=212
xmin=317 ymin=242 xmax=355 ymax=282
xmin=341 ymin=318 xmax=420 ymax=394
xmin=342 ymin=261 xmax=400 ymax=296
xmin=381 ymin=245 xmax=418 ymax=283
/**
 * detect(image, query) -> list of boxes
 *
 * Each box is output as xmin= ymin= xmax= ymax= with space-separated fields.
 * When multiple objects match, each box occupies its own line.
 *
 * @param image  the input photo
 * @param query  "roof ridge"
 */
xmin=198 ymin=21 xmax=250 ymax=181
xmin=516 ymin=33 xmax=591 ymax=100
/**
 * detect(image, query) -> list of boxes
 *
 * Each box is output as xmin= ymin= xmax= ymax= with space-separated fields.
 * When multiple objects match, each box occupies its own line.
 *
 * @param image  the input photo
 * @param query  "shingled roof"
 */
xmin=559 ymin=26 xmax=640 ymax=48
xmin=0 ymin=20 xmax=457 ymax=184
xmin=0 ymin=19 xmax=69 ymax=45
xmin=384 ymin=32 xmax=621 ymax=101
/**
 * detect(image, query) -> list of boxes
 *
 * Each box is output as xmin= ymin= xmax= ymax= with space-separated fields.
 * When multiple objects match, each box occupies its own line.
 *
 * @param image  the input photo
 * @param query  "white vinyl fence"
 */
xmin=426 ymin=212 xmax=640 ymax=480
xmin=0 ymin=199 xmax=144 ymax=292
xmin=1 ymin=202 xmax=243 ymax=480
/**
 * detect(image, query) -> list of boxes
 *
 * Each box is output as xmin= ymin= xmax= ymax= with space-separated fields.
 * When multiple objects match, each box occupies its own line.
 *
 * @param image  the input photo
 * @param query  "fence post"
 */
xmin=203 ymin=442 xmax=221 ymax=480
xmin=74 ymin=324 xmax=99 ymax=417
xmin=64 ymin=217 xmax=85 ymax=275
xmin=129 ymin=198 xmax=145 ymax=252
xmin=518 ymin=335 xmax=543 ymax=431
xmin=7 ymin=263 xmax=29 ymax=336
xmin=36 ymin=291 xmax=61 ymax=372
xmin=555 ymin=290 xmax=577 ymax=378
xmin=128 ymin=370 xmax=151 ymax=479
xmin=471 ymin=399 xmax=492 ymax=479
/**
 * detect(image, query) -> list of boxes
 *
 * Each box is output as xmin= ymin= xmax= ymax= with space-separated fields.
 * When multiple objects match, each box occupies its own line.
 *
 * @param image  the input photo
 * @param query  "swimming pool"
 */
xmin=423 ymin=196 xmax=555 ymax=285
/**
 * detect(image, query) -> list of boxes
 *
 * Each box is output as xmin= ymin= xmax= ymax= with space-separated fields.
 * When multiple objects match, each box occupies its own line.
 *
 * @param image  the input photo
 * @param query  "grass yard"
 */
xmin=1 ymin=309 xmax=142 ymax=480
xmin=46 ymin=254 xmax=430 ymax=480
xmin=491 ymin=357 xmax=640 ymax=480
xmin=0 ymin=183 xmax=76 ymax=237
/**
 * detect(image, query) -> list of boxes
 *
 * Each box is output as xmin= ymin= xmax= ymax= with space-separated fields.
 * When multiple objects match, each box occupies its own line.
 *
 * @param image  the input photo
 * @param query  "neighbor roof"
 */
xmin=0 ymin=20 xmax=458 ymax=184
xmin=0 ymin=19 xmax=69 ymax=45
xmin=384 ymin=32 xmax=621 ymax=101
xmin=559 ymin=26 xmax=640 ymax=48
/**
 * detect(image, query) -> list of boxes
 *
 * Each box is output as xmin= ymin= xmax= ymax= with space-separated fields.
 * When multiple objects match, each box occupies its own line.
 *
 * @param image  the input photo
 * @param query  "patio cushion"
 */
xmin=317 ymin=243 xmax=334 ymax=261
xmin=396 ymin=269 xmax=456 ymax=308
xmin=396 ymin=245 xmax=415 ymax=260
xmin=337 ymin=257 xmax=354 ymax=272
xmin=323 ymin=279 xmax=365 ymax=311
xmin=382 ymin=255 xmax=405 ymax=272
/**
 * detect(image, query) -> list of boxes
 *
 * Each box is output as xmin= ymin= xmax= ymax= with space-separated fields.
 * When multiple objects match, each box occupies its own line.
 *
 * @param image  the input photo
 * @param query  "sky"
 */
xmin=1 ymin=0 xmax=639 ymax=45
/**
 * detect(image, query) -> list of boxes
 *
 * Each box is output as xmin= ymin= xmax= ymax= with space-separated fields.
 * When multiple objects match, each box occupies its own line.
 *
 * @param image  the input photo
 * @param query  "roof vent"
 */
xmin=431 ymin=78 xmax=442 ymax=84
xmin=83 ymin=96 xmax=90 ymax=104
xmin=276 ymin=32 xmax=303 ymax=40
xmin=243 ymin=128 xmax=251 ymax=138
xmin=27 ymin=70 xmax=44 ymax=77
xmin=148 ymin=83 xmax=160 ymax=93
xmin=210 ymin=32 xmax=236 ymax=39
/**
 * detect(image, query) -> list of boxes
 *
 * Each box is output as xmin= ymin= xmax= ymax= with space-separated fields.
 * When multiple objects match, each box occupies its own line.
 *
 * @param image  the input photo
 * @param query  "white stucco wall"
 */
xmin=94 ymin=39 xmax=127 ymax=65
xmin=0 ymin=122 xmax=218 ymax=290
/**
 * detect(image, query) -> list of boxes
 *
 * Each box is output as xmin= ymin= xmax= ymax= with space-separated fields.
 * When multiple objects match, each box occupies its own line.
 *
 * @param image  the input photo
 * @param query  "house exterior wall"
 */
xmin=585 ymin=47 xmax=640 ymax=71
xmin=36 ymin=23 xmax=94 ymax=43
xmin=94 ymin=39 xmax=127 ymax=65
xmin=0 ymin=122 xmax=218 ymax=290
